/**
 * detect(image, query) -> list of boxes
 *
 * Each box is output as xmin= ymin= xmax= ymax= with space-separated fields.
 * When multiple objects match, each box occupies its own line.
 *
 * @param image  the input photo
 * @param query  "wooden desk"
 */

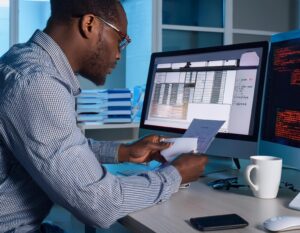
xmin=119 ymin=175 xmax=300 ymax=233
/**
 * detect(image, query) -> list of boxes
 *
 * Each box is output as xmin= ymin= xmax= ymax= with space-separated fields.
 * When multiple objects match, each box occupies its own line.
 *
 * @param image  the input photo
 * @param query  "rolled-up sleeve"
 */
xmin=5 ymin=74 xmax=181 ymax=229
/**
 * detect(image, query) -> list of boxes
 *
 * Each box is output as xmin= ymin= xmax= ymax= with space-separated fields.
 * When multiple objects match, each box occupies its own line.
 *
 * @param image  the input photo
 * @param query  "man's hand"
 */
xmin=171 ymin=154 xmax=208 ymax=184
xmin=118 ymin=135 xmax=171 ymax=163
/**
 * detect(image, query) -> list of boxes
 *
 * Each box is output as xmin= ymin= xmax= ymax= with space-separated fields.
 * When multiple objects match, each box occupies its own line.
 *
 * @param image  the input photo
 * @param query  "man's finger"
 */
xmin=145 ymin=141 xmax=171 ymax=151
xmin=150 ymin=152 xmax=167 ymax=163
xmin=141 ymin=134 xmax=159 ymax=143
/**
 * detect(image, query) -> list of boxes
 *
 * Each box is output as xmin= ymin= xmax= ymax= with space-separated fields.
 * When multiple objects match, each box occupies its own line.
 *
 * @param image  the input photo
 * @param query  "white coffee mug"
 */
xmin=244 ymin=155 xmax=282 ymax=199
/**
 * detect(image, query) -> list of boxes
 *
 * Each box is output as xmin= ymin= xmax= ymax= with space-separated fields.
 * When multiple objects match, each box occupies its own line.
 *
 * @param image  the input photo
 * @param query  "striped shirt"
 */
xmin=0 ymin=30 xmax=181 ymax=232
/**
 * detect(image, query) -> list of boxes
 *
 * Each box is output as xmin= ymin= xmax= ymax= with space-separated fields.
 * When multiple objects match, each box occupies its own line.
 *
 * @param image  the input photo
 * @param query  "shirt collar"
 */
xmin=30 ymin=30 xmax=81 ymax=96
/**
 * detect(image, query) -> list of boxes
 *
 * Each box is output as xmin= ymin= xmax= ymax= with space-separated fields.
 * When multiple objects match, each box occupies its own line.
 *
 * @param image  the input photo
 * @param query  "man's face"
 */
xmin=79 ymin=6 xmax=128 ymax=86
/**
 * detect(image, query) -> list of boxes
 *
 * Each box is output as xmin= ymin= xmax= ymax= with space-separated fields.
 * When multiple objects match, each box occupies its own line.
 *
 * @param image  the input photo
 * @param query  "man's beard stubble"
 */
xmin=80 ymin=38 xmax=107 ymax=86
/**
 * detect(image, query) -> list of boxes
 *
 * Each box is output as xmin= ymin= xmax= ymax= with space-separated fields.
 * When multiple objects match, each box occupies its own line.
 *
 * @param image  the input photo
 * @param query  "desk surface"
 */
xmin=120 ymin=176 xmax=300 ymax=233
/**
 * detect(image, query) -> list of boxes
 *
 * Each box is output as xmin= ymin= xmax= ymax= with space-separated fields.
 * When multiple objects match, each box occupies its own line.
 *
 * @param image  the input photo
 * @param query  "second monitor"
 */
xmin=140 ymin=41 xmax=268 ymax=160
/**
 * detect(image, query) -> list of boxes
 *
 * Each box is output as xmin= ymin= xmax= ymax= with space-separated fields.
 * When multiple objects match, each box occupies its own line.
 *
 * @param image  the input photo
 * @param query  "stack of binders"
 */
xmin=76 ymin=89 xmax=107 ymax=125
xmin=103 ymin=89 xmax=132 ymax=123
xmin=76 ymin=89 xmax=132 ymax=125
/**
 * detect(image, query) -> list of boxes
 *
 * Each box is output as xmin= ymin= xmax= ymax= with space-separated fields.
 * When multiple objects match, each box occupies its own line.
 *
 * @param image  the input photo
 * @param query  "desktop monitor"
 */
xmin=260 ymin=30 xmax=300 ymax=170
xmin=140 ymin=41 xmax=268 ymax=160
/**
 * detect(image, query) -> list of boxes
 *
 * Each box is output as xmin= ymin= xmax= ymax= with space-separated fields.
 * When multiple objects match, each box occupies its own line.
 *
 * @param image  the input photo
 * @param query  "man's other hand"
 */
xmin=171 ymin=154 xmax=208 ymax=184
xmin=118 ymin=135 xmax=171 ymax=163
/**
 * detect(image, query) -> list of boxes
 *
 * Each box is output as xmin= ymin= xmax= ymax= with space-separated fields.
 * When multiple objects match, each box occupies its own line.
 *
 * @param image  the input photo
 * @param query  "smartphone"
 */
xmin=190 ymin=213 xmax=248 ymax=231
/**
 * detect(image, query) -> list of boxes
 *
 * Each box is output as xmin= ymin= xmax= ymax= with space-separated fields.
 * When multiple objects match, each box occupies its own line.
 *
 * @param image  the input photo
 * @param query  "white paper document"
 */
xmin=161 ymin=119 xmax=224 ymax=162
xmin=184 ymin=119 xmax=225 ymax=153
xmin=161 ymin=138 xmax=198 ymax=162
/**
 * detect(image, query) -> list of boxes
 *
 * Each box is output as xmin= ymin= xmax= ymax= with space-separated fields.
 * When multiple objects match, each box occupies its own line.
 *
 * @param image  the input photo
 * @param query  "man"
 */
xmin=0 ymin=0 xmax=208 ymax=232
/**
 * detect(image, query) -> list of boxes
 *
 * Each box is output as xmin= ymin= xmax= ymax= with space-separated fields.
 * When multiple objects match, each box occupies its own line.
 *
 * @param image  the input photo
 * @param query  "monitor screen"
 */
xmin=260 ymin=30 xmax=300 ymax=169
xmin=140 ymin=42 xmax=268 ymax=159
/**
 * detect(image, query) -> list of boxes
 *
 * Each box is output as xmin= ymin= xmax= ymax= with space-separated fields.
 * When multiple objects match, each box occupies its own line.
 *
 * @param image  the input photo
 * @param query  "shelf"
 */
xmin=78 ymin=122 xmax=140 ymax=130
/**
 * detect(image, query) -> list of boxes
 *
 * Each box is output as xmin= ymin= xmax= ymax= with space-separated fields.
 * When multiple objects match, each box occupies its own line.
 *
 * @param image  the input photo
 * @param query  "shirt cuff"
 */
xmin=118 ymin=164 xmax=182 ymax=213
xmin=88 ymin=139 xmax=121 ymax=164
xmin=155 ymin=165 xmax=182 ymax=202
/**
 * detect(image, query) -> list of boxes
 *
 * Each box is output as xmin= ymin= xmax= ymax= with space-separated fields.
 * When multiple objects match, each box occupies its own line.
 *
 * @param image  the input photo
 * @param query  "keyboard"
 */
xmin=289 ymin=192 xmax=300 ymax=211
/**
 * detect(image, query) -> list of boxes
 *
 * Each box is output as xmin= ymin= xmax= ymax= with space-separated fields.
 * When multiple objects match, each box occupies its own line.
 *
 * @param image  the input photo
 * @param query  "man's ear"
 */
xmin=79 ymin=14 xmax=101 ymax=39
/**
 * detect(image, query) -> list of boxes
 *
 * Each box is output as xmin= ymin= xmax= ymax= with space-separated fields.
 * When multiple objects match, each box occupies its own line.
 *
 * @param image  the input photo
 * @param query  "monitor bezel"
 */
xmin=140 ymin=41 xmax=269 ymax=142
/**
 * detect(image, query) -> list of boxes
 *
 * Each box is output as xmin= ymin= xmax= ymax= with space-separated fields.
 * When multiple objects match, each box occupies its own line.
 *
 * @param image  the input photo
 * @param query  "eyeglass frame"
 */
xmin=207 ymin=177 xmax=249 ymax=190
xmin=207 ymin=178 xmax=300 ymax=192
xmin=94 ymin=15 xmax=131 ymax=51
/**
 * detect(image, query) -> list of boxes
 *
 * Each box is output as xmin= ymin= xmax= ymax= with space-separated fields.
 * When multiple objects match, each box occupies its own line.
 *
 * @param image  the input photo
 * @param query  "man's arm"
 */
xmin=87 ymin=131 xmax=170 ymax=164
xmin=6 ymin=75 xmax=181 ymax=228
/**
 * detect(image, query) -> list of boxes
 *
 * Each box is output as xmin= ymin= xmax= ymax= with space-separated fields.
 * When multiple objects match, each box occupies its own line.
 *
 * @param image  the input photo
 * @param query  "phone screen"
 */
xmin=190 ymin=213 xmax=248 ymax=231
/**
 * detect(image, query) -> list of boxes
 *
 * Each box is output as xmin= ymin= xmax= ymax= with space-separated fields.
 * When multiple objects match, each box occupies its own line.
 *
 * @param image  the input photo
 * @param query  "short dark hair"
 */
xmin=50 ymin=0 xmax=122 ymax=24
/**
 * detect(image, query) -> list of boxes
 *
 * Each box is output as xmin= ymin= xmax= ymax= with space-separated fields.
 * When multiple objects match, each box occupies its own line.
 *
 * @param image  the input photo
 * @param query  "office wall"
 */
xmin=233 ymin=0 xmax=298 ymax=32
xmin=233 ymin=0 xmax=299 ymax=44
xmin=0 ymin=5 xmax=9 ymax=55
xmin=123 ymin=0 xmax=152 ymax=89
xmin=19 ymin=1 xmax=50 ymax=43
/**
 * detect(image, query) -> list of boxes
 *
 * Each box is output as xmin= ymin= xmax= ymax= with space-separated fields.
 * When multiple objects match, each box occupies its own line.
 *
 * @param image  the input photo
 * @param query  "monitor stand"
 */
xmin=233 ymin=158 xmax=241 ymax=170
xmin=203 ymin=155 xmax=239 ymax=178
xmin=289 ymin=193 xmax=300 ymax=211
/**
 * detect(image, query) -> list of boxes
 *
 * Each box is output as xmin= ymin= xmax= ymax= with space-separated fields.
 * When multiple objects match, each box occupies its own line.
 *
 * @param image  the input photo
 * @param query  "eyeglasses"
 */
xmin=95 ymin=16 xmax=131 ymax=51
xmin=207 ymin=177 xmax=249 ymax=190
xmin=207 ymin=178 xmax=300 ymax=192
xmin=280 ymin=181 xmax=300 ymax=193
